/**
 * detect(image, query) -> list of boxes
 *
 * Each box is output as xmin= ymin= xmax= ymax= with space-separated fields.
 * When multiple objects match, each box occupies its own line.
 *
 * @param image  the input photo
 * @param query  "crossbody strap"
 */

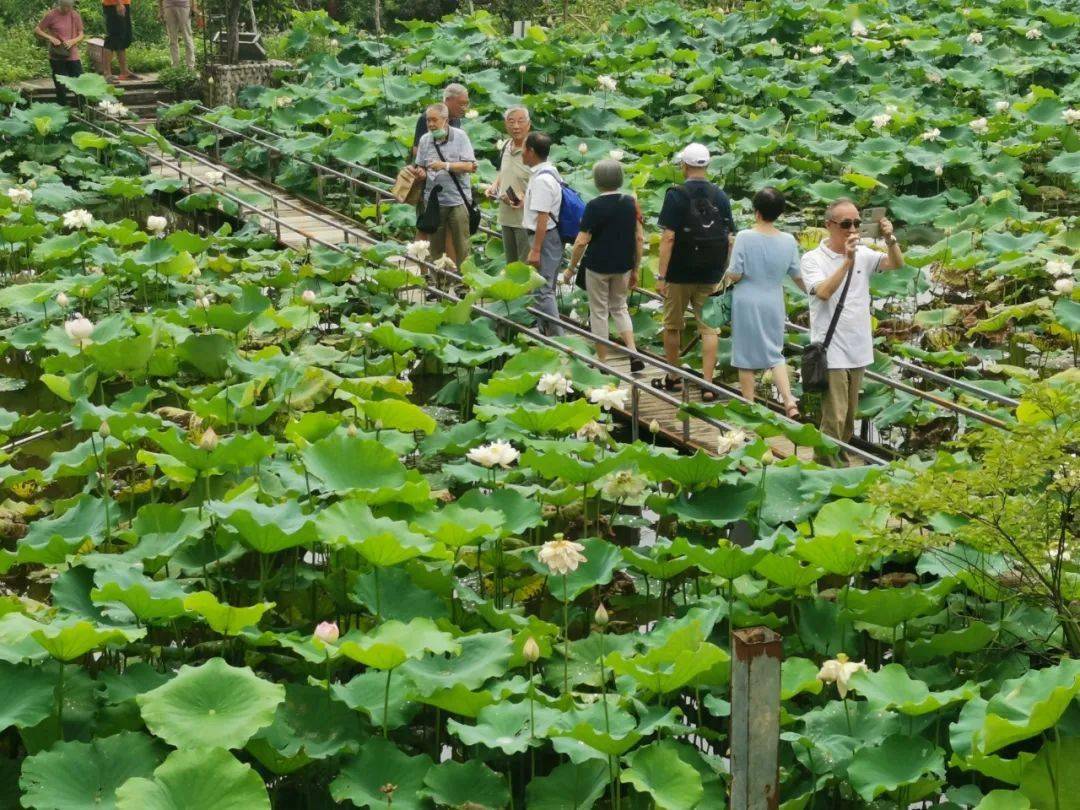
xmin=432 ymin=137 xmax=476 ymax=216
xmin=821 ymin=259 xmax=855 ymax=349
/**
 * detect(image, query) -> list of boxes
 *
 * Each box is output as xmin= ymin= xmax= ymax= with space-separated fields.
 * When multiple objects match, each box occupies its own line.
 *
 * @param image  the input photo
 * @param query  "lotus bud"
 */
xmin=98 ymin=421 xmax=111 ymax=438
xmin=64 ymin=315 xmax=94 ymax=344
xmin=198 ymin=427 xmax=219 ymax=451
xmin=301 ymin=289 xmax=317 ymax=305
xmin=190 ymin=267 xmax=201 ymax=278
xmin=374 ymin=419 xmax=384 ymax=432
xmin=577 ymin=142 xmax=588 ymax=155
xmin=518 ymin=64 xmax=527 ymax=73
xmin=649 ymin=419 xmax=661 ymax=434
xmin=56 ymin=292 xmax=70 ymax=308
xmin=761 ymin=449 xmax=776 ymax=465
xmin=313 ymin=621 xmax=339 ymax=644
xmin=522 ymin=636 xmax=540 ymax=662
xmin=594 ymin=603 xmax=609 ymax=626
xmin=330 ymin=38 xmax=339 ymax=48
xmin=346 ymin=423 xmax=358 ymax=437
xmin=934 ymin=165 xmax=943 ymax=177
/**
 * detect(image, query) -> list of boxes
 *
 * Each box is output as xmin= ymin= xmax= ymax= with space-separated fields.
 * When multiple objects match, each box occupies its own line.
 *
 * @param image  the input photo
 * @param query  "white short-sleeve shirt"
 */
xmin=523 ymin=162 xmax=562 ymax=232
xmin=800 ymin=240 xmax=885 ymax=369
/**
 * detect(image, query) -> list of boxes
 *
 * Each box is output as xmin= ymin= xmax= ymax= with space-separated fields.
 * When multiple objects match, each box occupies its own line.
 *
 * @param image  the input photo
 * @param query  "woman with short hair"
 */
xmin=724 ymin=186 xmax=807 ymax=417
xmin=564 ymin=159 xmax=644 ymax=369
xmin=34 ymin=0 xmax=84 ymax=107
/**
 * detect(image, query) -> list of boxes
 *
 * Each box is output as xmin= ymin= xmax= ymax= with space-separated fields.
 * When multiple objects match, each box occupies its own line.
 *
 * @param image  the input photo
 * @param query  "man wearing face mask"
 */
xmin=412 ymin=83 xmax=469 ymax=158
xmin=413 ymin=103 xmax=477 ymax=268
xmin=800 ymin=198 xmax=904 ymax=461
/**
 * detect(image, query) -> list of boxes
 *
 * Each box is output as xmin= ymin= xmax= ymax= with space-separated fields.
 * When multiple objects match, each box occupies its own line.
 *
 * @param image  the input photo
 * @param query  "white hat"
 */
xmin=676 ymin=143 xmax=710 ymax=167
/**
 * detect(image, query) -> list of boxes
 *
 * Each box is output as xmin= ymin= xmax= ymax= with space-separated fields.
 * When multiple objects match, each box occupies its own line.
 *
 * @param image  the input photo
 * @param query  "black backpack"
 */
xmin=675 ymin=183 xmax=730 ymax=272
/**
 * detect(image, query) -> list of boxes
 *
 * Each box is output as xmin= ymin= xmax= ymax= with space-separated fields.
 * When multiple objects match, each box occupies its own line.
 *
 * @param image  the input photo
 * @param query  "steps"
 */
xmin=17 ymin=72 xmax=176 ymax=119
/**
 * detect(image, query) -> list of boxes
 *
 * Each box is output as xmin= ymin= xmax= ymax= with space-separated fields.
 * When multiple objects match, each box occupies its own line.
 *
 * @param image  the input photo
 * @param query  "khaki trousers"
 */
xmin=501 ymin=225 xmax=530 ymax=264
xmin=164 ymin=6 xmax=196 ymax=69
xmin=585 ymin=270 xmax=633 ymax=338
xmin=819 ymin=367 xmax=866 ymax=461
xmin=431 ymin=205 xmax=470 ymax=268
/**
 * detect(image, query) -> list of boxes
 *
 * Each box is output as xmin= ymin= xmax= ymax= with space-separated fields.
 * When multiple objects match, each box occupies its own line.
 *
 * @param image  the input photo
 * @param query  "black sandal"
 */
xmin=650 ymin=374 xmax=682 ymax=393
xmin=701 ymin=388 xmax=717 ymax=403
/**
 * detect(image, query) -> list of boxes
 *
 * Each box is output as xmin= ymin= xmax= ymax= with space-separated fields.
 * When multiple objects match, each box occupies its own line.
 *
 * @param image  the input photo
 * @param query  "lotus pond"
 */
xmin=0 ymin=1 xmax=1079 ymax=809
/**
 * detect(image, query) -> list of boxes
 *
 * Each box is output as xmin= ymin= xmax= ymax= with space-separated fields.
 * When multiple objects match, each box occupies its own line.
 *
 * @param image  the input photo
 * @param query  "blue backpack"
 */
xmin=537 ymin=169 xmax=586 ymax=244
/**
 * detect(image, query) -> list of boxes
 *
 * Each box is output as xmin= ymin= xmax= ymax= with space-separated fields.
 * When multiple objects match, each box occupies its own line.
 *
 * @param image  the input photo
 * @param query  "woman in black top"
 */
xmin=563 ymin=159 xmax=644 ymax=370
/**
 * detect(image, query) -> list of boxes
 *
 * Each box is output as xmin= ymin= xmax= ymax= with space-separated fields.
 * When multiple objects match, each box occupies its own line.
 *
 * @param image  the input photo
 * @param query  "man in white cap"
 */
xmin=652 ymin=143 xmax=735 ymax=399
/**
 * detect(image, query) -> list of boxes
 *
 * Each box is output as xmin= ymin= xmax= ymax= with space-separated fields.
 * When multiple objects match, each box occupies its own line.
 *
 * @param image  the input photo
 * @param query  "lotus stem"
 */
xmin=383 ymin=668 xmax=392 ymax=738
xmin=562 ymin=574 xmax=570 ymax=695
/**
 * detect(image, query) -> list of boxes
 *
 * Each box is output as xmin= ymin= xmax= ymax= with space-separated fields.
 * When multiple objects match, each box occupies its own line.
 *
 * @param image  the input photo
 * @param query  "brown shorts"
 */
xmin=662 ymin=282 xmax=720 ymax=336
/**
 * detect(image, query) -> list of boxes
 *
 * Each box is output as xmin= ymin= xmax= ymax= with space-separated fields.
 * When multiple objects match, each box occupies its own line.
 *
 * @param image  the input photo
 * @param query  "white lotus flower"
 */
xmin=649 ymin=419 xmax=661 ymax=434
xmin=195 ymin=296 xmax=212 ymax=309
xmin=994 ymin=100 xmax=1010 ymax=113
xmin=6 ymin=187 xmax=31 ymax=205
xmin=1025 ymin=27 xmax=1041 ymax=39
xmin=967 ymin=31 xmax=983 ymax=44
xmin=330 ymin=38 xmax=339 ymax=48
xmin=851 ymin=19 xmax=868 ymax=37
xmin=600 ymin=469 xmax=647 ymax=501
xmin=464 ymin=109 xmax=479 ymax=119
xmin=301 ymin=289 xmax=317 ymax=305
xmin=871 ymin=113 xmax=892 ymax=129
xmin=769 ymin=37 xmax=778 ymax=45
xmin=275 ymin=95 xmax=293 ymax=108
xmin=837 ymin=52 xmax=855 ymax=65
xmin=204 ymin=171 xmax=224 ymax=186
xmin=969 ymin=117 xmax=989 ymax=134
xmin=919 ymin=127 xmax=941 ymax=142
xmin=1047 ymin=260 xmax=1073 ymax=277
xmin=538 ymin=537 xmax=587 ymax=575
xmin=433 ymin=255 xmax=457 ymax=273
xmin=597 ymin=75 xmax=617 ymax=93
xmin=64 ymin=315 xmax=94 ymax=345
xmin=198 ymin=427 xmax=219 ymax=451
xmin=146 ymin=215 xmax=167 ymax=234
xmin=518 ymin=64 xmax=527 ymax=73
xmin=522 ymin=636 xmax=540 ymax=662
xmin=1064 ymin=109 xmax=1080 ymax=125
xmin=1054 ymin=278 xmax=1075 ymax=295
xmin=575 ymin=421 xmax=610 ymax=442
xmin=716 ymin=428 xmax=749 ymax=455
xmin=466 ymin=440 xmax=520 ymax=469
xmin=809 ymin=45 xmax=824 ymax=55
xmin=577 ymin=143 xmax=589 ymax=155
xmin=934 ymin=165 xmax=944 ymax=176
xmin=537 ymin=371 xmax=572 ymax=397
xmin=63 ymin=209 xmax=93 ymax=230
xmin=926 ymin=72 xmax=943 ymax=84
xmin=406 ymin=240 xmax=431 ymax=262
xmin=56 ymin=292 xmax=69 ymax=307
xmin=588 ymin=385 xmax=629 ymax=411
xmin=817 ymin=653 xmax=869 ymax=698
xmin=609 ymin=149 xmax=625 ymax=161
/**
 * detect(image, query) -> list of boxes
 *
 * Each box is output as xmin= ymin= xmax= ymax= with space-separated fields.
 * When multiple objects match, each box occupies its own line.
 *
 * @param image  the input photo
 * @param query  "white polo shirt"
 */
xmin=523 ymin=162 xmax=562 ymax=232
xmin=800 ymin=240 xmax=885 ymax=369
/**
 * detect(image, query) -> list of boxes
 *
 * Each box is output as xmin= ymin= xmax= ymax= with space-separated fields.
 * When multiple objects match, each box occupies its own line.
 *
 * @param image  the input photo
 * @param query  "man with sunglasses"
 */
xmin=801 ymin=198 xmax=903 ymax=462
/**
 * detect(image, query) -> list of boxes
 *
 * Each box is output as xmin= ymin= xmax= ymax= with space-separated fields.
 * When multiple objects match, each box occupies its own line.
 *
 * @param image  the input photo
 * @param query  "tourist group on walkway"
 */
xmin=407 ymin=84 xmax=905 ymax=459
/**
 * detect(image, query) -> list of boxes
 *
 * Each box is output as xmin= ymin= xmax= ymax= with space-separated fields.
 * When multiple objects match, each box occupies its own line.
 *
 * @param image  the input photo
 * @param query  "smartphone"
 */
xmin=504 ymin=186 xmax=521 ymax=205
xmin=861 ymin=207 xmax=886 ymax=239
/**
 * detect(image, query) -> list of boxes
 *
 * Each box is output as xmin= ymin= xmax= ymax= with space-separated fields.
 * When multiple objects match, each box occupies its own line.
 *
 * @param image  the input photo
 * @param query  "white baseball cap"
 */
xmin=676 ymin=143 xmax=710 ymax=167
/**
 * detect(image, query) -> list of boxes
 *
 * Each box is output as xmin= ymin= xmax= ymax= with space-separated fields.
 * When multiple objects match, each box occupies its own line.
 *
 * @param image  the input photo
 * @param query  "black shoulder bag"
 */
xmin=433 ymin=138 xmax=482 ymax=235
xmin=801 ymin=265 xmax=854 ymax=393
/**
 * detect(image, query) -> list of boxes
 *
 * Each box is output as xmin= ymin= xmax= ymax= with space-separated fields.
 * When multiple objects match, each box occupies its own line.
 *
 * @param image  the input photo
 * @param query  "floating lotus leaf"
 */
xmin=136 ymin=658 xmax=285 ymax=749
xmin=115 ymin=748 xmax=270 ymax=810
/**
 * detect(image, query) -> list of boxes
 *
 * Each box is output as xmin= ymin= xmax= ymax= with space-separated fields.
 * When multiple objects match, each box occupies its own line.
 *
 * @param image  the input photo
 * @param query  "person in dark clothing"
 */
xmin=653 ymin=142 xmax=736 ymax=398
xmin=35 ymin=0 xmax=84 ymax=107
xmin=411 ymin=83 xmax=469 ymax=156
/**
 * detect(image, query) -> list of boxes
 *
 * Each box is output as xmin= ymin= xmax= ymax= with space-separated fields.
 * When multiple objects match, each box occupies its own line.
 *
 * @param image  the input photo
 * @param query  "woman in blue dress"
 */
xmin=724 ymin=187 xmax=806 ymax=417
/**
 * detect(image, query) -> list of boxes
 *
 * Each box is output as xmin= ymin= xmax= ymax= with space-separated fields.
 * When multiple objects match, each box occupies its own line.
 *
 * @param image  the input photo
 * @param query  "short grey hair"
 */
xmin=504 ymin=106 xmax=530 ymax=121
xmin=825 ymin=197 xmax=857 ymax=221
xmin=57 ymin=0 xmax=75 ymax=6
xmin=593 ymin=159 xmax=624 ymax=193
xmin=443 ymin=83 xmax=469 ymax=100
xmin=425 ymin=103 xmax=449 ymax=120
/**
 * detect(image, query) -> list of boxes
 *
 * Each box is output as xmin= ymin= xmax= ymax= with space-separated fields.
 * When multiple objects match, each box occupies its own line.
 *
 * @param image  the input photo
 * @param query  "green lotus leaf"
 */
xmin=507 ymin=399 xmax=603 ymax=434
xmin=448 ymin=700 xmax=539 ymax=754
xmin=672 ymin=538 xmax=766 ymax=580
xmin=464 ymin=260 xmax=545 ymax=301
xmin=1053 ymin=298 xmax=1080 ymax=334
xmin=71 ymin=131 xmax=111 ymax=151
xmin=56 ymin=72 xmax=114 ymax=101
xmin=847 ymin=664 xmax=978 ymax=715
xmin=0 ymin=661 xmax=56 ymax=731
xmin=457 ymin=487 xmax=544 ymax=535
xmin=402 ymin=630 xmax=511 ymax=693
xmin=115 ymin=747 xmax=270 ymax=810
xmin=32 ymin=620 xmax=144 ymax=662
xmin=360 ymin=398 xmax=437 ymax=434
xmin=250 ymin=683 xmax=362 ymax=760
xmin=0 ymin=613 xmax=49 ymax=665
xmin=620 ymin=742 xmax=704 ymax=810
xmin=977 ymin=658 xmax=1080 ymax=754
xmin=847 ymin=734 xmax=945 ymax=803
xmin=91 ymin=569 xmax=188 ymax=622
xmin=319 ymin=499 xmax=433 ymax=565
xmin=527 ymin=537 xmax=624 ymax=602
xmin=604 ymin=623 xmax=729 ymax=694
xmin=411 ymin=503 xmax=505 ymax=548
xmin=524 ymin=761 xmax=608 ymax=810
xmin=422 ymin=759 xmax=510 ymax=810
xmin=551 ymin=721 xmax=643 ymax=757
xmin=794 ymin=533 xmax=873 ymax=577
xmin=118 ymin=504 xmax=208 ymax=566
xmin=208 ymin=495 xmax=318 ymax=554
xmin=330 ymin=737 xmax=434 ymax=810
xmin=907 ymin=622 xmax=998 ymax=665
xmin=19 ymin=731 xmax=160 ymax=810
xmin=975 ymin=792 xmax=1031 ymax=810
xmin=842 ymin=584 xmax=941 ymax=628
xmin=182 ymin=592 xmax=274 ymax=636
xmin=409 ymin=682 xmax=495 ymax=717
xmin=338 ymin=618 xmax=460 ymax=670
xmin=662 ymin=481 xmax=759 ymax=527
xmin=638 ymin=449 xmax=733 ymax=490
xmin=781 ymin=657 xmax=824 ymax=700
xmin=1017 ymin=736 xmax=1080 ymax=809
xmin=301 ymin=434 xmax=409 ymax=493
xmin=330 ymin=669 xmax=420 ymax=729
xmin=136 ymin=658 xmax=285 ymax=749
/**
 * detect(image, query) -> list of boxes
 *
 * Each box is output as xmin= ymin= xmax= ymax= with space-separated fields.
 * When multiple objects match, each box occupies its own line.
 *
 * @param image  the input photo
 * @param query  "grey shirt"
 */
xmin=415 ymin=127 xmax=475 ymax=208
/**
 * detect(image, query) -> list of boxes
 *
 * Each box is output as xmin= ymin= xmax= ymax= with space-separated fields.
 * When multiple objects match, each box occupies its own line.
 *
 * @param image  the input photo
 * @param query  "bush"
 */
xmin=125 ymin=41 xmax=173 ymax=73
xmin=157 ymin=64 xmax=200 ymax=97
xmin=4 ymin=0 xmax=166 ymax=43
xmin=0 ymin=24 xmax=44 ymax=83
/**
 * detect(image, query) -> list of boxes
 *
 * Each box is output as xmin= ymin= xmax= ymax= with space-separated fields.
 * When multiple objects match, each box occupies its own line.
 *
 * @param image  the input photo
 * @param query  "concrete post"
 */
xmin=730 ymin=626 xmax=782 ymax=810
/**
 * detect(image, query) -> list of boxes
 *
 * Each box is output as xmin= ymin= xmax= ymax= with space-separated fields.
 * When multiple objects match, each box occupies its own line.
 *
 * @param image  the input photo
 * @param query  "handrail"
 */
xmin=92 ymin=111 xmax=887 ymax=465
xmin=173 ymin=103 xmax=1019 ymax=414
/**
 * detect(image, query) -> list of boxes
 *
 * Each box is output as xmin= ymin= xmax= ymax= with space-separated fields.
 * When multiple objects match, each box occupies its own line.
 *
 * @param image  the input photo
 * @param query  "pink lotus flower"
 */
xmin=314 ymin=621 xmax=339 ymax=644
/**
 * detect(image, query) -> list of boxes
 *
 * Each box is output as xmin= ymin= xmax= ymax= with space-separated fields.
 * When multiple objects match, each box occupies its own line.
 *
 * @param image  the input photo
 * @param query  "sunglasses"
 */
xmin=829 ymin=218 xmax=862 ymax=230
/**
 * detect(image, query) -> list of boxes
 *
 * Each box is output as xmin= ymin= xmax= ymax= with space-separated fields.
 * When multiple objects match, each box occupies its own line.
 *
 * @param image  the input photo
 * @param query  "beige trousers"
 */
xmin=164 ymin=6 xmax=196 ymax=70
xmin=431 ymin=205 xmax=470 ymax=268
xmin=819 ymin=367 xmax=866 ymax=460
xmin=585 ymin=270 xmax=633 ymax=338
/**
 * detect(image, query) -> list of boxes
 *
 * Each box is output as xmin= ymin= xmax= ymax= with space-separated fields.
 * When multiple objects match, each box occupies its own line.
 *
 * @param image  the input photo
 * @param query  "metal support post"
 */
xmin=730 ymin=627 xmax=781 ymax=810
xmin=630 ymin=385 xmax=640 ymax=443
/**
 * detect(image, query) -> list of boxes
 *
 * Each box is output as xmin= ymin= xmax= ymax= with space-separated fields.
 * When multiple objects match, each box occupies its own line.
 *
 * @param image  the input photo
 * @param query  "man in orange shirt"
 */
xmin=102 ymin=0 xmax=138 ymax=82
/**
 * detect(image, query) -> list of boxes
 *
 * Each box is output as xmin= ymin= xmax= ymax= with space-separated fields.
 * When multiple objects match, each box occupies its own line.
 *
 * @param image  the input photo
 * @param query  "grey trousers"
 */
xmin=531 ymin=228 xmax=564 ymax=336
xmin=501 ymin=225 xmax=530 ymax=264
